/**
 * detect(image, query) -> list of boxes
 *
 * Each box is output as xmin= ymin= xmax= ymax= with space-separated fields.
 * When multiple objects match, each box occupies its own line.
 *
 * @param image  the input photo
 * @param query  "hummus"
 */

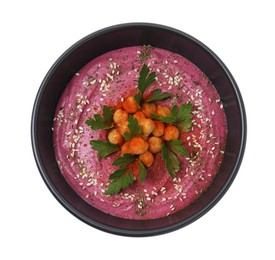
xmin=53 ymin=46 xmax=227 ymax=220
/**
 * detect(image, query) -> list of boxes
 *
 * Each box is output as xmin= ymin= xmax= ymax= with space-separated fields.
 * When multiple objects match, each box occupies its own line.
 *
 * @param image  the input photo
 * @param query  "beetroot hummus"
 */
xmin=53 ymin=46 xmax=227 ymax=220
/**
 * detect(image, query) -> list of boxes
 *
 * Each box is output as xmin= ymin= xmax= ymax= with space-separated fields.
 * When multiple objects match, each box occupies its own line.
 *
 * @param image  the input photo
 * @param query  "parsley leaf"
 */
xmin=166 ymin=140 xmax=189 ymax=157
xmin=105 ymin=172 xmax=135 ymax=195
xmin=176 ymin=103 xmax=193 ymax=132
xmin=85 ymin=105 xmax=114 ymax=130
xmin=112 ymin=153 xmax=137 ymax=168
xmin=152 ymin=103 xmax=193 ymax=132
xmin=138 ymin=160 xmax=147 ymax=182
xmin=161 ymin=142 xmax=180 ymax=176
xmin=90 ymin=140 xmax=120 ymax=157
xmin=123 ymin=115 xmax=142 ymax=140
xmin=105 ymin=158 xmax=147 ymax=194
xmin=134 ymin=64 xmax=156 ymax=107
xmin=109 ymin=168 xmax=127 ymax=180
xmin=134 ymin=91 xmax=142 ymax=109
xmin=146 ymin=89 xmax=172 ymax=103
xmin=161 ymin=140 xmax=189 ymax=176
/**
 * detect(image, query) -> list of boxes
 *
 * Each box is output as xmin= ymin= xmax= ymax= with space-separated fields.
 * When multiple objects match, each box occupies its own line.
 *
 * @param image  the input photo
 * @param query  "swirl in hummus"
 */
xmin=53 ymin=46 xmax=227 ymax=220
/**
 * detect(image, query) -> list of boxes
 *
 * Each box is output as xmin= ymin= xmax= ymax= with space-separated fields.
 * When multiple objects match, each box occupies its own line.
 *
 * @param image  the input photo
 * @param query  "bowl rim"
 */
xmin=31 ymin=22 xmax=247 ymax=236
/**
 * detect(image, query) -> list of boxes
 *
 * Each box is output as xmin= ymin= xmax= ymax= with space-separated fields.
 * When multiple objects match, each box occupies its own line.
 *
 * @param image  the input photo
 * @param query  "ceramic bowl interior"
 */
xmin=31 ymin=23 xmax=246 ymax=236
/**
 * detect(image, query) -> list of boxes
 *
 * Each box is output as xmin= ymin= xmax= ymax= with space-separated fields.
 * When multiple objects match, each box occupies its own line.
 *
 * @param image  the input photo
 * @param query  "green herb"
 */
xmin=138 ymin=160 xmax=147 ymax=182
xmin=105 ymin=157 xmax=147 ymax=194
xmin=134 ymin=64 xmax=156 ymax=107
xmin=175 ymin=103 xmax=193 ymax=132
xmin=89 ymin=140 xmax=120 ymax=157
xmin=85 ymin=105 xmax=114 ymax=130
xmin=152 ymin=103 xmax=193 ymax=132
xmin=105 ymin=154 xmax=137 ymax=195
xmin=112 ymin=153 xmax=137 ymax=168
xmin=146 ymin=89 xmax=172 ymax=103
xmin=161 ymin=140 xmax=189 ymax=176
xmin=123 ymin=115 xmax=142 ymax=140
xmin=105 ymin=170 xmax=135 ymax=195
xmin=166 ymin=140 xmax=189 ymax=157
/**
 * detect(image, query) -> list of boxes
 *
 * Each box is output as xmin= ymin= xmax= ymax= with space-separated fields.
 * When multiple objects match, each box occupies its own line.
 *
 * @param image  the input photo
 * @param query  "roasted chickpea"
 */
xmin=139 ymin=118 xmax=156 ymax=136
xmin=133 ymin=111 xmax=145 ymax=124
xmin=122 ymin=96 xmax=139 ymax=113
xmin=148 ymin=136 xmax=163 ymax=154
xmin=117 ymin=120 xmax=129 ymax=135
xmin=108 ymin=128 xmax=123 ymax=145
xmin=113 ymin=109 xmax=128 ymax=124
xmin=156 ymin=105 xmax=171 ymax=117
xmin=141 ymin=103 xmax=156 ymax=118
xmin=129 ymin=137 xmax=149 ymax=155
xmin=121 ymin=141 xmax=131 ymax=155
xmin=152 ymin=120 xmax=165 ymax=137
xmin=163 ymin=125 xmax=180 ymax=141
xmin=139 ymin=151 xmax=154 ymax=167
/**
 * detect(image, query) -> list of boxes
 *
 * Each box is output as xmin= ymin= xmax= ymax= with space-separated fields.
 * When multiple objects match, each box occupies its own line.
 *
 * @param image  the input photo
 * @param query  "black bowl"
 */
xmin=31 ymin=23 xmax=246 ymax=236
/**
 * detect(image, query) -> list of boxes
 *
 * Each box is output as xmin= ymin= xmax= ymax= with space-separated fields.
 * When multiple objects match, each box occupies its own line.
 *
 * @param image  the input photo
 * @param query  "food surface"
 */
xmin=53 ymin=46 xmax=227 ymax=219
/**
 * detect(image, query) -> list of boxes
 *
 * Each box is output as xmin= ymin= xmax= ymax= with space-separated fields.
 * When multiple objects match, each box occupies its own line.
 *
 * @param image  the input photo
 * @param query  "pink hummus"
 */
xmin=53 ymin=46 xmax=227 ymax=220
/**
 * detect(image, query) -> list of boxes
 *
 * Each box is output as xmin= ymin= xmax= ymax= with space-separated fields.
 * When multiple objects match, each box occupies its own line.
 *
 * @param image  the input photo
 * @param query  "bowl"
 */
xmin=31 ymin=23 xmax=246 ymax=236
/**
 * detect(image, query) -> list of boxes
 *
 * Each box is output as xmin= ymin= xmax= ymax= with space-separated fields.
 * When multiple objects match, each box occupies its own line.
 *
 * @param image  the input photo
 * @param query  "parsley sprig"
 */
xmin=134 ymin=64 xmax=173 ymax=107
xmin=134 ymin=64 xmax=156 ymax=107
xmin=161 ymin=140 xmax=189 ymax=176
xmin=105 ymin=153 xmax=147 ymax=195
xmin=123 ymin=115 xmax=142 ymax=140
xmin=152 ymin=103 xmax=193 ymax=132
xmin=105 ymin=169 xmax=135 ymax=195
xmin=89 ymin=140 xmax=120 ymax=157
xmin=85 ymin=105 xmax=114 ymax=130
xmin=146 ymin=89 xmax=172 ymax=103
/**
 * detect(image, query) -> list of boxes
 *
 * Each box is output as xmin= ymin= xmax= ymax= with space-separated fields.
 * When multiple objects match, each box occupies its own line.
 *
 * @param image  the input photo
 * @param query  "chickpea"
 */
xmin=139 ymin=118 xmax=156 ymax=136
xmin=156 ymin=105 xmax=171 ymax=117
xmin=163 ymin=125 xmax=180 ymax=141
xmin=139 ymin=151 xmax=154 ymax=167
xmin=121 ymin=141 xmax=131 ymax=155
xmin=152 ymin=120 xmax=165 ymax=137
xmin=113 ymin=109 xmax=128 ymax=124
xmin=148 ymin=136 xmax=163 ymax=154
xmin=117 ymin=120 xmax=129 ymax=135
xmin=129 ymin=137 xmax=149 ymax=155
xmin=122 ymin=96 xmax=139 ymax=113
xmin=133 ymin=111 xmax=145 ymax=124
xmin=141 ymin=102 xmax=156 ymax=118
xmin=108 ymin=128 xmax=123 ymax=145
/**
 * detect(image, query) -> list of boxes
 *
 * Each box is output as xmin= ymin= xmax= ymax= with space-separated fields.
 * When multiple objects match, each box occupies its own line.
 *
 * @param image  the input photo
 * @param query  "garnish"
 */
xmin=161 ymin=140 xmax=189 ymax=176
xmin=104 ymin=154 xmax=147 ymax=194
xmin=152 ymin=103 xmax=193 ymax=132
xmin=105 ymin=169 xmax=134 ymax=195
xmin=146 ymin=89 xmax=172 ymax=103
xmin=138 ymin=160 xmax=147 ymax=182
xmin=86 ymin=105 xmax=114 ymax=130
xmin=85 ymin=64 xmax=193 ymax=195
xmin=89 ymin=140 xmax=120 ymax=157
xmin=134 ymin=64 xmax=156 ymax=107
xmin=112 ymin=153 xmax=137 ymax=168
xmin=123 ymin=115 xmax=142 ymax=140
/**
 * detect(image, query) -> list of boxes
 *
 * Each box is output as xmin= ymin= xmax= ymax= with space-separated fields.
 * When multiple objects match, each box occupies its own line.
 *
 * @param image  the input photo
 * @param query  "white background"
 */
xmin=1 ymin=0 xmax=274 ymax=259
